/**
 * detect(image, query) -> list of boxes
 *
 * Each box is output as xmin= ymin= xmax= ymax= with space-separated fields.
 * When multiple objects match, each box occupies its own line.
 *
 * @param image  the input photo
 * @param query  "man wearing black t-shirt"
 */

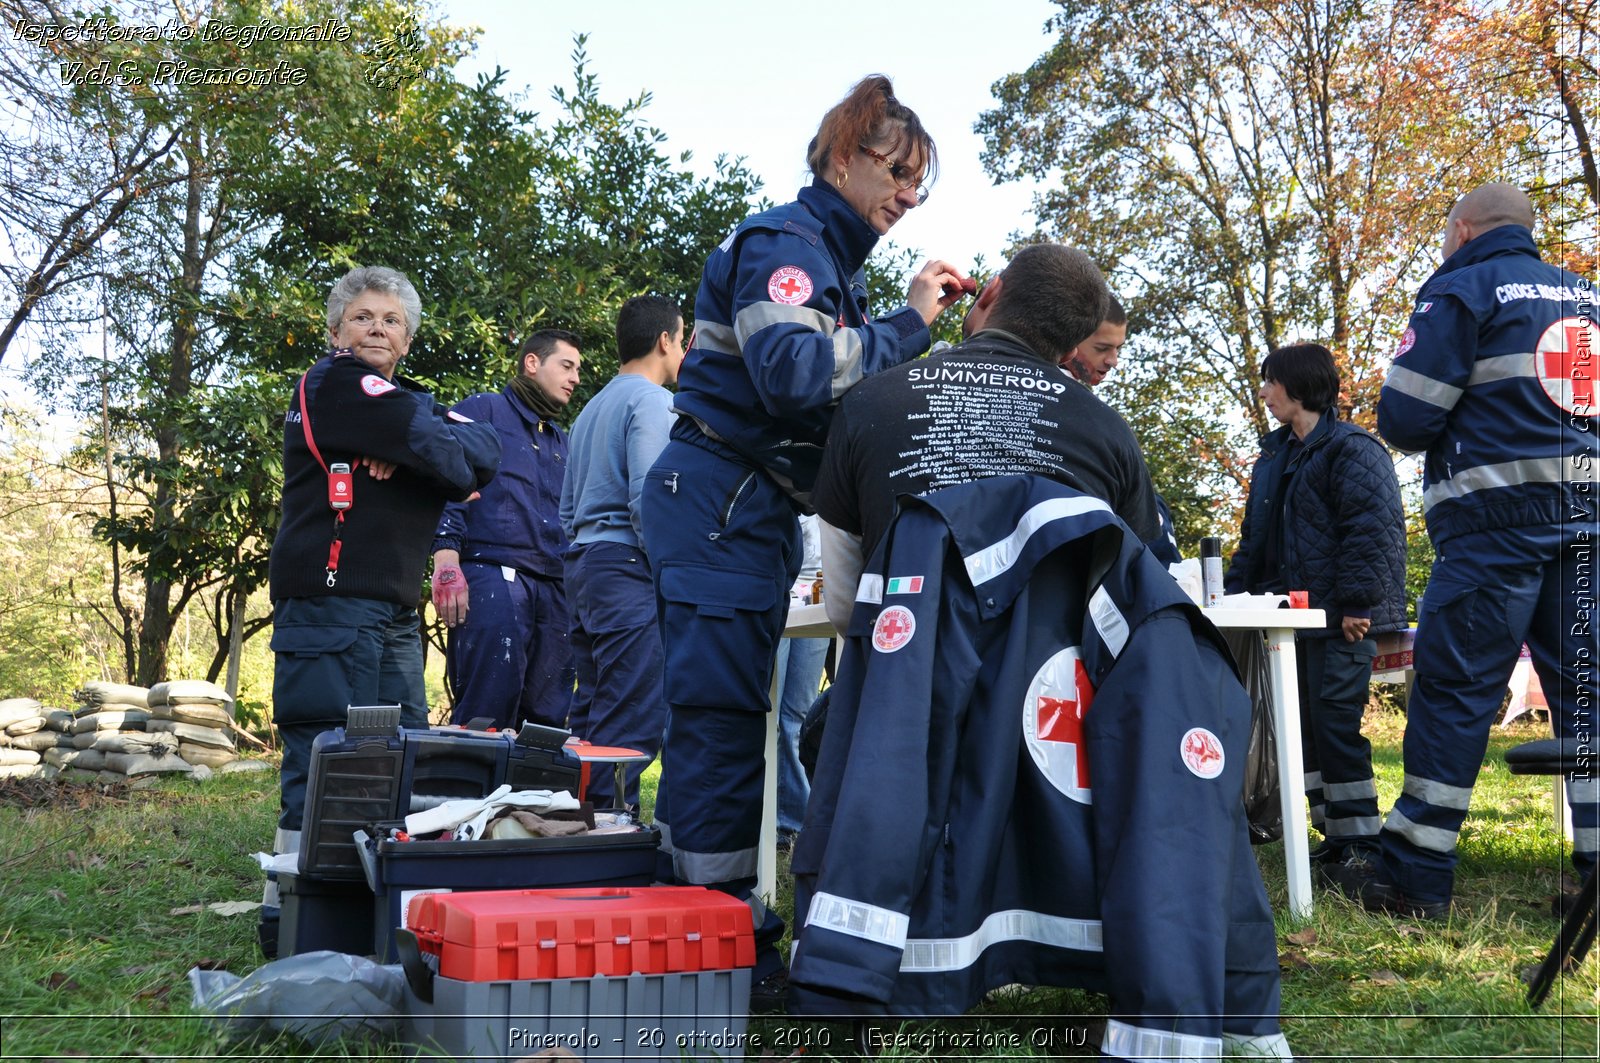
xmin=812 ymin=243 xmax=1159 ymax=630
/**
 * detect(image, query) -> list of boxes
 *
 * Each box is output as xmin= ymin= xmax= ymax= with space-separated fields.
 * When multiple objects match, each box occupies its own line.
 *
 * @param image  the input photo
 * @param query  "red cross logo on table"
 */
xmin=1024 ymin=647 xmax=1095 ymax=804
xmin=767 ymin=266 xmax=814 ymax=306
xmin=1537 ymin=316 xmax=1597 ymax=416
xmin=872 ymin=605 xmax=916 ymax=653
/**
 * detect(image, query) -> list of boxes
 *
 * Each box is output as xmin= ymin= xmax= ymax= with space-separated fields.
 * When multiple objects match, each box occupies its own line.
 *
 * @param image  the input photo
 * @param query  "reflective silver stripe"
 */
xmin=805 ymin=891 xmax=910 ymax=950
xmin=1384 ymin=364 xmax=1462 ymax=410
xmin=1567 ymin=775 xmax=1600 ymax=803
xmin=693 ymin=320 xmax=738 ymax=355
xmin=1101 ymin=1019 xmax=1220 ymax=1062
xmin=1403 ymin=773 xmax=1474 ymax=810
xmin=964 ymin=496 xmax=1113 ymax=586
xmin=1223 ymin=1031 xmax=1295 ymax=1059
xmin=831 ymin=327 xmax=866 ymax=399
xmin=1573 ymin=824 xmax=1598 ymax=856
xmin=1324 ymin=778 xmax=1378 ymax=801
xmin=900 ymin=908 xmax=1104 ymax=973
xmin=655 ymin=820 xmax=673 ymax=855
xmin=733 ymin=300 xmax=834 ymax=349
xmin=747 ymin=891 xmax=770 ymax=928
xmin=1088 ymin=584 xmax=1129 ymax=658
xmin=1468 ymin=352 xmax=1533 ymax=386
xmin=1304 ymin=770 xmax=1323 ymax=791
xmin=672 ymin=843 xmax=758 ymax=884
xmin=273 ymin=827 xmax=302 ymax=855
xmin=1383 ymin=807 xmax=1459 ymax=854
xmin=1423 ymin=456 xmax=1594 ymax=510
xmin=856 ymin=573 xmax=884 ymax=604
xmin=1324 ymin=814 xmax=1383 ymax=837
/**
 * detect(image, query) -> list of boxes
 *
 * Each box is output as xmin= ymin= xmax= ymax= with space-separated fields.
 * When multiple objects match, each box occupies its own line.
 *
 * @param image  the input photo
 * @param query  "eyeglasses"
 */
xmin=343 ymin=311 xmax=408 ymax=333
xmin=858 ymin=145 xmax=929 ymax=205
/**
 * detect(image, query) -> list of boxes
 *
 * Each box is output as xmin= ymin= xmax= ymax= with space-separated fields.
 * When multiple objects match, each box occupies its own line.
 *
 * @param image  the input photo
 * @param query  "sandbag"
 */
xmin=72 ymin=731 xmax=178 ymax=755
xmin=179 ymin=742 xmax=239 ymax=769
xmin=0 ymin=763 xmax=47 ymax=779
xmin=44 ymin=747 xmax=108 ymax=771
xmin=0 ymin=698 xmax=43 ymax=729
xmin=9 ymin=730 xmax=70 ymax=752
xmin=148 ymin=720 xmax=233 ymax=749
xmin=71 ymin=710 xmax=149 ymax=734
xmin=149 ymin=702 xmax=233 ymax=727
xmin=148 ymin=680 xmax=233 ymax=706
xmin=75 ymin=682 xmax=150 ymax=708
xmin=5 ymin=716 xmax=44 ymax=737
xmin=104 ymin=751 xmax=193 ymax=777
xmin=43 ymin=709 xmax=76 ymax=731
xmin=0 ymin=748 xmax=42 ymax=766
xmin=219 ymin=759 xmax=272 ymax=776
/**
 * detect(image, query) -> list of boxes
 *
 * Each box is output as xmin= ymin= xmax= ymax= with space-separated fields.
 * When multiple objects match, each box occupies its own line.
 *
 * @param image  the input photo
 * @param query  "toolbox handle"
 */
xmin=515 ymin=721 xmax=572 ymax=750
xmin=394 ymin=928 xmax=434 ymax=1003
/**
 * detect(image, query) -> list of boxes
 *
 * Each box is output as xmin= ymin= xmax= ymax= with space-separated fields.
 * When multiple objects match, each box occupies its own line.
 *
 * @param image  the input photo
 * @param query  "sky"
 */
xmin=445 ymin=0 xmax=1064 ymax=270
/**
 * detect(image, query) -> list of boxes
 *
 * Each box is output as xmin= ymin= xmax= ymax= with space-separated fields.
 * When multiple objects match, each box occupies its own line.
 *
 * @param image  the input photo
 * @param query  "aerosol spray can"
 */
xmin=1200 ymin=536 xmax=1224 ymax=608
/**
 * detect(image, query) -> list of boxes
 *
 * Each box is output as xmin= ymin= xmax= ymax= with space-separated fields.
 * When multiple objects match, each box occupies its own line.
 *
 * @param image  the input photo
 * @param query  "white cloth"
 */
xmin=403 ymin=785 xmax=580 ymax=841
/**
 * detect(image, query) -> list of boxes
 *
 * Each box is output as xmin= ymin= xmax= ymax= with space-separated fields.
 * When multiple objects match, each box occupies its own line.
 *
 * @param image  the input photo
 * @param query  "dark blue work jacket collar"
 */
xmin=797 ymin=178 xmax=880 ymax=275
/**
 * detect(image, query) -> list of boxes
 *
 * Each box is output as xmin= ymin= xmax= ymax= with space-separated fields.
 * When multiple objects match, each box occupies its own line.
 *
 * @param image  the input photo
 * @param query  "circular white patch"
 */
xmin=768 ymin=266 xmax=814 ymax=306
xmin=361 ymin=374 xmax=397 ymax=397
xmin=1535 ymin=316 xmax=1596 ymax=416
xmin=1180 ymin=727 xmax=1225 ymax=779
xmin=871 ymin=605 xmax=916 ymax=653
xmin=1022 ymin=646 xmax=1094 ymax=804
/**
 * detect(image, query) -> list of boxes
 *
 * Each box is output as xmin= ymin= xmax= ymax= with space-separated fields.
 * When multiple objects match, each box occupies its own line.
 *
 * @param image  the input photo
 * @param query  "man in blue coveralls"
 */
xmin=561 ymin=296 xmax=685 ymax=808
xmin=1346 ymin=182 xmax=1597 ymax=919
xmin=431 ymin=330 xmax=583 ymax=730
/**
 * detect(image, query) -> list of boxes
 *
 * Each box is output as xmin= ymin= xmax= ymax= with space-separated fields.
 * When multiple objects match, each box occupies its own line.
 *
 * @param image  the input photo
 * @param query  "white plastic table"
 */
xmin=759 ymin=601 xmax=1327 ymax=921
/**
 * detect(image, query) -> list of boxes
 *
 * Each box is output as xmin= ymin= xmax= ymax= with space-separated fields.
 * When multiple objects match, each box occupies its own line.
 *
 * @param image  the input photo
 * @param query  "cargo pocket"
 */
xmin=1411 ymin=576 xmax=1505 ymax=682
xmin=268 ymin=624 xmax=365 ymax=727
xmin=658 ymin=563 xmax=782 ymax=711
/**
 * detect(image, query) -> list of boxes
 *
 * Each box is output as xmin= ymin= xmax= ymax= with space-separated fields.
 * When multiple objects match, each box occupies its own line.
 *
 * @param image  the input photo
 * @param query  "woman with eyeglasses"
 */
xmin=639 ymin=74 xmax=968 ymax=1008
xmin=261 ymin=266 xmax=500 ymax=947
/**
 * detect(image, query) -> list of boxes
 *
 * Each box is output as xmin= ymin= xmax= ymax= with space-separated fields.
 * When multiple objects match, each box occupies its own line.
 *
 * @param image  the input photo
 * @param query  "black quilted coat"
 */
xmin=1224 ymin=409 xmax=1407 ymax=639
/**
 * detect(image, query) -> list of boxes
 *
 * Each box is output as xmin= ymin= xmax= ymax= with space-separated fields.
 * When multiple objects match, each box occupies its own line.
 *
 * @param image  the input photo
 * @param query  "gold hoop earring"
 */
xmin=837 ymin=171 xmax=848 ymax=189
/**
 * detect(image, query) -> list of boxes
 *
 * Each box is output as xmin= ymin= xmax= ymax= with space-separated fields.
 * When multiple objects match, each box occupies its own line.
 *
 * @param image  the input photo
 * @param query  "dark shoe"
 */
xmin=1318 ymin=847 xmax=1380 ymax=894
xmin=1356 ymin=877 xmax=1450 ymax=921
xmin=1322 ymin=852 xmax=1449 ymax=921
xmin=749 ymin=967 xmax=789 ymax=1015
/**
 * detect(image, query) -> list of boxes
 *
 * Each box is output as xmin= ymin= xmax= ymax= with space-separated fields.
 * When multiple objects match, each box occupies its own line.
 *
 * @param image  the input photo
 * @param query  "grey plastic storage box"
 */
xmin=404 ymin=968 xmax=753 ymax=1062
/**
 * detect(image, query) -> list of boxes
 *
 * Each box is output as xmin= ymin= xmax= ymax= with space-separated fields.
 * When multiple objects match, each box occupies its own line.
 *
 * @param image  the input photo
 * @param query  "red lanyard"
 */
xmin=298 ymin=371 xmax=348 ymax=587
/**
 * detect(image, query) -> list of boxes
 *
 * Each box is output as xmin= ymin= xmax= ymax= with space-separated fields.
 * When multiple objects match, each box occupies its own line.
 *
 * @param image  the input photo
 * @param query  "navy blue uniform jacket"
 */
xmin=789 ymin=477 xmax=1286 ymax=1059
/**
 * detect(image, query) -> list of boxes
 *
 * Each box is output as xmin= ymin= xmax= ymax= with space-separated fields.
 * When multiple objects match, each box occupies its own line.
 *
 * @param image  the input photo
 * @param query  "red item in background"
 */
xmin=1289 ymin=590 xmax=1309 ymax=608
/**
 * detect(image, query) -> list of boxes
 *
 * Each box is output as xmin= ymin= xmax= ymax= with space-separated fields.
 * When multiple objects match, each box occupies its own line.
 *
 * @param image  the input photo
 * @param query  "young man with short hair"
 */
xmin=559 ymin=295 xmax=685 ymax=807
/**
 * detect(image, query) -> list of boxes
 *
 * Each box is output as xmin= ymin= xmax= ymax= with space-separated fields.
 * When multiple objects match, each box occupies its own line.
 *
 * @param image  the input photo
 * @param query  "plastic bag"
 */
xmin=188 ymin=950 xmax=405 ymax=1046
xmin=1221 ymin=630 xmax=1282 ymax=845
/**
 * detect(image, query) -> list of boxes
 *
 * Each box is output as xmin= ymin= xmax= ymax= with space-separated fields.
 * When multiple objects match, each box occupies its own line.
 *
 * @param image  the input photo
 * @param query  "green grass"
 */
xmin=0 ymin=709 xmax=1594 ymax=1060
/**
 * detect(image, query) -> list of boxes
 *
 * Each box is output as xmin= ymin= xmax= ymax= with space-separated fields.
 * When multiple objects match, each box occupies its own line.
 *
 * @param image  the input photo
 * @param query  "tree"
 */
xmin=977 ymin=0 xmax=1518 ymax=544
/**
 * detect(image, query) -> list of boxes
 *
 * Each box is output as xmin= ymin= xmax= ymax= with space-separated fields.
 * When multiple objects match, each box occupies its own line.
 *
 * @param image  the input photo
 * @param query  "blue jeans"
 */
xmin=775 ymin=637 xmax=828 ymax=834
xmin=269 ymin=596 xmax=428 ymax=831
xmin=565 ymin=541 xmax=666 ymax=809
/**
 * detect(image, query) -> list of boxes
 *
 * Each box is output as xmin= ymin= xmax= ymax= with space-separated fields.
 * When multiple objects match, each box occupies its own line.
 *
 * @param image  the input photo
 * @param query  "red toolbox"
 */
xmin=400 ymin=887 xmax=756 ymax=1062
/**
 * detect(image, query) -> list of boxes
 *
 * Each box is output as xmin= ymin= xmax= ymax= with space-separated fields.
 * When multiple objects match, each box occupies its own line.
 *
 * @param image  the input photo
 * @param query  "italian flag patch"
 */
xmin=886 ymin=576 xmax=924 ymax=595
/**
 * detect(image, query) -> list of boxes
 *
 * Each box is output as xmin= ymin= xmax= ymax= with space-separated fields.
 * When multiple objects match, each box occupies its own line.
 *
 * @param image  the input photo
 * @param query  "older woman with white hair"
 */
xmin=260 ymin=266 xmax=500 ymax=939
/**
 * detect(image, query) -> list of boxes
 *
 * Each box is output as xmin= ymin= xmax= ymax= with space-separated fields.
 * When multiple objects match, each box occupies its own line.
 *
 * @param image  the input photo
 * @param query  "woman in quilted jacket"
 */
xmin=1225 ymin=342 xmax=1408 ymax=890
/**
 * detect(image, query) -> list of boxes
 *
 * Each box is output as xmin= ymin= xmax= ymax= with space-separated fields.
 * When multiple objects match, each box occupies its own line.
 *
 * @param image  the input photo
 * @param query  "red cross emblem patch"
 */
xmin=1535 ymin=316 xmax=1596 ymax=416
xmin=1181 ymin=727 xmax=1225 ymax=779
xmin=768 ymin=266 xmax=814 ymax=306
xmin=872 ymin=605 xmax=916 ymax=653
xmin=1023 ymin=647 xmax=1095 ymax=804
xmin=361 ymin=374 xmax=396 ymax=397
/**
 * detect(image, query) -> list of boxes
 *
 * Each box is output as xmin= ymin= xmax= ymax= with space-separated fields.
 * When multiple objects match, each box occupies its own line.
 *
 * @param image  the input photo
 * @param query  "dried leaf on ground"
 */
xmin=1285 ymin=928 xmax=1318 ymax=947
xmin=1279 ymin=950 xmax=1315 ymax=970
xmin=43 ymin=971 xmax=79 ymax=991
xmin=1368 ymin=969 xmax=1406 ymax=985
